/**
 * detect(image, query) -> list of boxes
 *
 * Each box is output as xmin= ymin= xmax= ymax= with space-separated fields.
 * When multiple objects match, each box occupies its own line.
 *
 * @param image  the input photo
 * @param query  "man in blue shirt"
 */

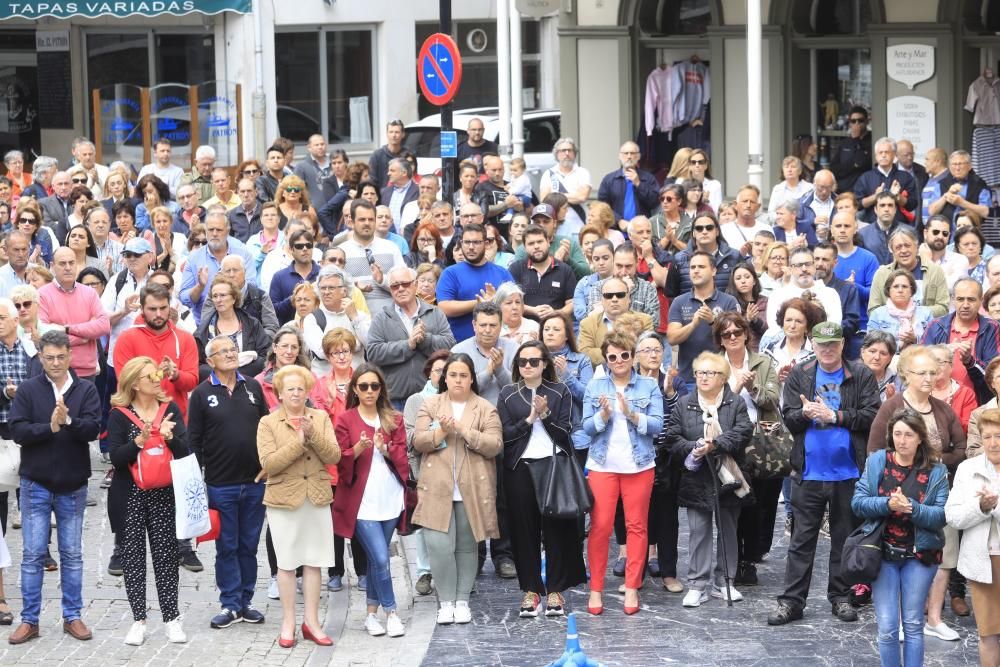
xmin=768 ymin=322 xmax=879 ymax=627
xmin=436 ymin=223 xmax=513 ymax=342
xmin=596 ymin=141 xmax=659 ymax=223
xmin=268 ymin=229 xmax=320 ymax=322
xmin=179 ymin=210 xmax=257 ymax=326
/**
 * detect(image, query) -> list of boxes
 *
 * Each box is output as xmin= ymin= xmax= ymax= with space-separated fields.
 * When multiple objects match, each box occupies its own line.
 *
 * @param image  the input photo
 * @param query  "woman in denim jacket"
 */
xmin=540 ymin=312 xmax=594 ymax=457
xmin=581 ymin=331 xmax=663 ymax=616
xmin=852 ymin=409 xmax=949 ymax=667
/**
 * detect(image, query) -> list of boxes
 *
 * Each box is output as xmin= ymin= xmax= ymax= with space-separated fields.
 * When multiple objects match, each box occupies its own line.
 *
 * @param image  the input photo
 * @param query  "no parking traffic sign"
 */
xmin=417 ymin=33 xmax=463 ymax=106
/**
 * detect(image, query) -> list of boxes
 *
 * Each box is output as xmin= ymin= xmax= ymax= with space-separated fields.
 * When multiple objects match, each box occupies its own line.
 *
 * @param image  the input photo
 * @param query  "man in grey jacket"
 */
xmin=366 ymin=266 xmax=456 ymax=410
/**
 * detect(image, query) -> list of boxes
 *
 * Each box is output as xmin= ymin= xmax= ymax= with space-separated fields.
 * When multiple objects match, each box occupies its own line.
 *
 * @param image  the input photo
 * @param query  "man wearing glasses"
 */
xmin=665 ymin=211 xmax=741 ymax=298
xmin=829 ymin=105 xmax=872 ymax=194
xmin=172 ymin=183 xmax=205 ymax=236
xmin=179 ymin=144 xmax=216 ymax=203
xmin=597 ymin=141 xmax=659 ymax=223
xmin=795 ymin=169 xmax=838 ymax=233
xmin=436 ymin=223 xmax=513 ymax=341
xmin=268 ymin=229 xmax=321 ymax=323
xmin=926 ymin=149 xmax=992 ymax=225
xmin=579 ymin=276 xmax=654 ymax=365
xmin=367 ymin=266 xmax=455 ymax=411
xmin=765 ymin=247 xmax=842 ymax=334
xmin=921 ymin=214 xmax=971 ymax=291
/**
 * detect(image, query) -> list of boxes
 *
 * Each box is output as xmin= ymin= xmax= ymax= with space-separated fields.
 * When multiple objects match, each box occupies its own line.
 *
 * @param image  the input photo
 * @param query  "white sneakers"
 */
xmin=437 ymin=602 xmax=455 ymax=625
xmin=268 ymin=575 xmax=279 ymax=600
xmin=924 ymin=622 xmax=960 ymax=641
xmin=165 ymin=618 xmax=187 ymax=643
xmin=124 ymin=621 xmax=146 ymax=646
xmin=385 ymin=613 xmax=405 ymax=637
xmin=124 ymin=619 xmax=186 ymax=645
xmin=365 ymin=613 xmax=386 ymax=637
xmin=711 ymin=585 xmax=744 ymax=602
xmin=453 ymin=601 xmax=472 ymax=624
xmin=682 ymin=589 xmax=709 ymax=608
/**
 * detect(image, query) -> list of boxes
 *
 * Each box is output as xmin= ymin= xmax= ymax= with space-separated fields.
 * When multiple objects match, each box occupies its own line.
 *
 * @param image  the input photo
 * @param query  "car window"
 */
xmin=404 ymin=127 xmax=469 ymax=158
xmin=523 ymin=117 xmax=560 ymax=154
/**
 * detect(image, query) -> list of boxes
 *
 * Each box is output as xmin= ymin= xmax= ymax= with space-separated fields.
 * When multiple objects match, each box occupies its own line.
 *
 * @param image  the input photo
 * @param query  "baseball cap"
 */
xmin=122 ymin=238 xmax=153 ymax=255
xmin=531 ymin=204 xmax=555 ymax=220
xmin=811 ymin=321 xmax=843 ymax=344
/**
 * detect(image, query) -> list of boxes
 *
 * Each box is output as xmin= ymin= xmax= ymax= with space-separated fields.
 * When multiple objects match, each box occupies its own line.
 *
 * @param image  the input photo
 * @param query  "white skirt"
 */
xmin=266 ymin=503 xmax=335 ymax=571
xmin=0 ymin=527 xmax=10 ymax=569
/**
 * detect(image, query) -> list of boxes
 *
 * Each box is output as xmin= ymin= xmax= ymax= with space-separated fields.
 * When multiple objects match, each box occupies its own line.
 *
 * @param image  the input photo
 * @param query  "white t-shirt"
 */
xmin=586 ymin=391 xmax=655 ymax=474
xmin=720 ymin=220 xmax=771 ymax=253
xmin=356 ymin=413 xmax=404 ymax=522
xmin=540 ymin=164 xmax=592 ymax=236
xmin=521 ymin=419 xmax=555 ymax=460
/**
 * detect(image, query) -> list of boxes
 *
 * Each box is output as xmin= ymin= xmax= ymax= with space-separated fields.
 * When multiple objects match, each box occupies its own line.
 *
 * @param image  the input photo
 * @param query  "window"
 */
xmin=275 ymin=28 xmax=376 ymax=147
xmin=86 ymin=32 xmax=215 ymax=92
xmin=792 ymin=0 xmax=872 ymax=36
xmin=86 ymin=34 xmax=150 ymax=90
xmin=637 ymin=0 xmax=713 ymax=36
xmin=523 ymin=116 xmax=561 ymax=153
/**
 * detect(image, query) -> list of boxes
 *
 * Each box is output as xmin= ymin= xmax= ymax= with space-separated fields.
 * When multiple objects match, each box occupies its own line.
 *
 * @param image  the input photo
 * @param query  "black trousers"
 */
xmin=649 ymin=486 xmax=681 ymax=578
xmin=737 ymin=477 xmax=783 ymax=563
xmin=478 ymin=461 xmax=513 ymax=569
xmin=504 ymin=461 xmax=587 ymax=594
xmin=778 ymin=478 xmax=859 ymax=610
xmin=328 ymin=536 xmax=368 ymax=578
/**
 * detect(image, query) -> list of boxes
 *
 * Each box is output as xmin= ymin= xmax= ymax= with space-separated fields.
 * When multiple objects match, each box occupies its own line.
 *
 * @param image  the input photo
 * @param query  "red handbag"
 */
xmin=116 ymin=403 xmax=173 ymax=490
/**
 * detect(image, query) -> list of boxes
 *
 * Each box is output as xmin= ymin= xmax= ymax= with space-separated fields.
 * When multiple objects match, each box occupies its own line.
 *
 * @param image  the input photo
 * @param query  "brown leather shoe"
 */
xmin=63 ymin=619 xmax=93 ymax=641
xmin=8 ymin=623 xmax=39 ymax=645
xmin=951 ymin=596 xmax=971 ymax=617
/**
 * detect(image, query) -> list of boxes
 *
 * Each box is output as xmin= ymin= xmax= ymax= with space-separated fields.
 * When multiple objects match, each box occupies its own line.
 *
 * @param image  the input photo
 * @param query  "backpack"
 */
xmin=115 ymin=403 xmax=173 ymax=490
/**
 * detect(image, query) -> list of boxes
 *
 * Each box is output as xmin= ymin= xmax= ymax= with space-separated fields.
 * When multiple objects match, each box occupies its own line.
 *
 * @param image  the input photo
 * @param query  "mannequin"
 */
xmin=965 ymin=68 xmax=1000 ymax=187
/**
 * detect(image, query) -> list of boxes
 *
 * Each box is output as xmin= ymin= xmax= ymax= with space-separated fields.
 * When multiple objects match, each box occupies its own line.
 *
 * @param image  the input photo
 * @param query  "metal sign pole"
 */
xmin=440 ymin=0 xmax=454 ymax=204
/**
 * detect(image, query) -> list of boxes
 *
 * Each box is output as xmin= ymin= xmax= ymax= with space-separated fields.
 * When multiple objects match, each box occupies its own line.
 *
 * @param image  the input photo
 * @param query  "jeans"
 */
xmin=20 ymin=479 xmax=87 ymax=625
xmin=872 ymin=557 xmax=938 ymax=667
xmin=354 ymin=518 xmax=398 ymax=612
xmin=208 ymin=482 xmax=266 ymax=613
xmin=402 ymin=529 xmax=432 ymax=577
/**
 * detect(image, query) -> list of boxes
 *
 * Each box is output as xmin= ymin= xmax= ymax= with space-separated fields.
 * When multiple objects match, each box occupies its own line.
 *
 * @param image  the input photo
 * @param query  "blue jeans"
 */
xmin=20 ymin=479 xmax=87 ymax=625
xmin=872 ymin=557 xmax=938 ymax=667
xmin=354 ymin=518 xmax=398 ymax=612
xmin=208 ymin=482 xmax=267 ymax=613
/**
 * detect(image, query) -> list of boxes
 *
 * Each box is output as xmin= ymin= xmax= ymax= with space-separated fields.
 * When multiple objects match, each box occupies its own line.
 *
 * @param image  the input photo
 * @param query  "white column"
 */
xmin=497 ymin=0 xmax=512 ymax=162
xmin=252 ymin=0 xmax=267 ymax=159
xmin=510 ymin=2 xmax=524 ymax=159
xmin=746 ymin=0 xmax=763 ymax=189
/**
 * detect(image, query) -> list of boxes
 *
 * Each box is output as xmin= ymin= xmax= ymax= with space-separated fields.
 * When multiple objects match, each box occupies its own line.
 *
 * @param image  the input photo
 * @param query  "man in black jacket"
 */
xmin=829 ymin=106 xmax=872 ymax=195
xmin=188 ymin=335 xmax=270 ymax=630
xmin=597 ymin=141 xmax=659 ymax=223
xmin=768 ymin=322 xmax=879 ymax=627
xmin=8 ymin=330 xmax=101 ymax=645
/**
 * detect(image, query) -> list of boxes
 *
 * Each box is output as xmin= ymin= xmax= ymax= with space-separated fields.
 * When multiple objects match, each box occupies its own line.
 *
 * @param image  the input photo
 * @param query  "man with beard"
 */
xmin=508 ymin=224 xmax=576 ymax=319
xmin=179 ymin=210 xmax=257 ymax=326
xmin=812 ymin=243 xmax=862 ymax=359
xmin=765 ymin=247 xmax=842 ymax=333
xmin=597 ymin=141 xmax=659 ymax=223
xmin=474 ymin=155 xmax=523 ymax=229
xmin=256 ymin=145 xmax=286 ymax=204
xmin=921 ymin=214 xmax=970 ymax=290
xmin=540 ymin=137 xmax=592 ymax=236
xmin=437 ymin=223 xmax=513 ymax=341
xmin=340 ymin=199 xmax=405 ymax=314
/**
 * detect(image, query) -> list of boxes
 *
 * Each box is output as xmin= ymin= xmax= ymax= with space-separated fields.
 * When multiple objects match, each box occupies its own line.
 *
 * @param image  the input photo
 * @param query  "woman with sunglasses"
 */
xmin=651 ymin=184 xmax=690 ymax=252
xmin=14 ymin=202 xmax=52 ymax=267
xmin=276 ymin=175 xmax=319 ymax=232
xmin=333 ymin=364 xmax=410 ymax=637
xmin=497 ymin=341 xmax=586 ymax=618
xmin=712 ymin=313 xmax=782 ymax=586
xmin=686 ymin=149 xmax=722 ymax=213
xmin=236 ymin=159 xmax=263 ymax=185
xmin=582 ymin=331 xmax=663 ymax=616
xmin=414 ymin=352 xmax=503 ymax=625
xmin=10 ymin=284 xmax=59 ymax=354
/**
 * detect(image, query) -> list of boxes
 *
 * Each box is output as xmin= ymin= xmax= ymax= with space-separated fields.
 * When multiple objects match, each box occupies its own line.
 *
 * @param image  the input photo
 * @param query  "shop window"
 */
xmin=636 ymin=0 xmax=713 ymax=37
xmin=791 ymin=0 xmax=871 ymax=36
xmin=86 ymin=32 xmax=215 ymax=93
xmin=155 ymin=34 xmax=215 ymax=86
xmin=961 ymin=0 xmax=1000 ymax=34
xmin=86 ymin=34 xmax=151 ymax=91
xmin=275 ymin=29 xmax=375 ymax=147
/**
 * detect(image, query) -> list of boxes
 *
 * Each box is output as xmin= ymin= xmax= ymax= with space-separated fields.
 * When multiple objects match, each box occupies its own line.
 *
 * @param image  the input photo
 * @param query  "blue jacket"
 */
xmin=268 ymin=261 xmax=321 ymax=322
xmin=851 ymin=449 xmax=949 ymax=552
xmin=597 ymin=168 xmax=660 ymax=221
xmin=921 ymin=313 xmax=1000 ymax=405
xmin=581 ymin=370 xmax=663 ymax=467
xmin=773 ymin=222 xmax=818 ymax=248
xmin=858 ymin=221 xmax=914 ymax=266
xmin=867 ymin=304 xmax=934 ymax=340
xmin=795 ymin=191 xmax=834 ymax=229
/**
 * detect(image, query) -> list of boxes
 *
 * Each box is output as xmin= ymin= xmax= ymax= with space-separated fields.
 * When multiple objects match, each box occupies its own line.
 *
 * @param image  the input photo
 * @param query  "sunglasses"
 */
xmin=389 ymin=280 xmax=415 ymax=291
xmin=71 ymin=177 xmax=88 ymax=184
xmin=18 ymin=217 xmax=37 ymax=224
xmin=326 ymin=256 xmax=346 ymax=266
xmin=486 ymin=236 xmax=497 ymax=244
xmin=689 ymin=159 xmax=707 ymax=165
xmin=721 ymin=329 xmax=744 ymax=339
xmin=929 ymin=229 xmax=950 ymax=237
xmin=660 ymin=196 xmax=678 ymax=203
xmin=121 ymin=252 xmax=142 ymax=259
xmin=602 ymin=291 xmax=626 ymax=300
xmin=849 ymin=117 xmax=866 ymax=125
xmin=242 ymin=169 xmax=260 ymax=175
xmin=517 ymin=357 xmax=543 ymax=368
xmin=13 ymin=300 xmax=32 ymax=310
xmin=285 ymin=187 xmax=302 ymax=193
xmin=292 ymin=242 xmax=314 ymax=250
xmin=693 ymin=225 xmax=715 ymax=232
xmin=191 ymin=239 xmax=207 ymax=246
xmin=606 ymin=351 xmax=632 ymax=363
xmin=357 ymin=381 xmax=381 ymax=392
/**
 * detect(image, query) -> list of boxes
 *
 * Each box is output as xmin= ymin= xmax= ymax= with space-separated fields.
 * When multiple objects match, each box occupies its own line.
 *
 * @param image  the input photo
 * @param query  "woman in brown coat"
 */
xmin=413 ymin=352 xmax=503 ymax=626
xmin=257 ymin=365 xmax=341 ymax=649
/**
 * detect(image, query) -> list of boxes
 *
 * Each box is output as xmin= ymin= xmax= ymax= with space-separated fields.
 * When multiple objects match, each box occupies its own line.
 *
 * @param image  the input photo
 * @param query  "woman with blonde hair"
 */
xmin=665 ymin=147 xmax=692 ymax=184
xmin=25 ymin=265 xmax=53 ymax=289
xmin=766 ymin=156 xmax=813 ymax=222
xmin=257 ymin=365 xmax=341 ymax=648
xmin=585 ymin=201 xmax=626 ymax=247
xmin=276 ymin=174 xmax=318 ymax=230
xmin=149 ymin=205 xmax=187 ymax=273
xmin=107 ymin=356 xmax=190 ymax=646
xmin=101 ymin=168 xmax=132 ymax=212
xmin=290 ymin=282 xmax=319 ymax=329
xmin=759 ymin=241 xmax=790 ymax=297
xmin=416 ymin=262 xmax=442 ymax=305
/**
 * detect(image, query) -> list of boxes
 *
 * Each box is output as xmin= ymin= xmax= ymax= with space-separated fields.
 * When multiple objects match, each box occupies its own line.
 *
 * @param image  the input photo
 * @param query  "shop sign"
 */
xmin=886 ymin=44 xmax=935 ymax=90
xmin=150 ymin=84 xmax=192 ymax=161
xmin=0 ymin=1 xmax=250 ymax=20
xmin=886 ymin=96 xmax=936 ymax=157
xmin=35 ymin=30 xmax=69 ymax=51
xmin=516 ymin=0 xmax=560 ymax=17
xmin=199 ymin=81 xmax=239 ymax=165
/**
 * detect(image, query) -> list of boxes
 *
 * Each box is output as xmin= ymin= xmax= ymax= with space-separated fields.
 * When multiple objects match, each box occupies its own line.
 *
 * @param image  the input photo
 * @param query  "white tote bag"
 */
xmin=0 ymin=438 xmax=20 ymax=492
xmin=170 ymin=454 xmax=211 ymax=540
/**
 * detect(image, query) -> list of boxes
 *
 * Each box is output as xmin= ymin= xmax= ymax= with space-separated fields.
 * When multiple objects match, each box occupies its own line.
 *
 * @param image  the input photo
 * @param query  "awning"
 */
xmin=0 ymin=0 xmax=251 ymax=20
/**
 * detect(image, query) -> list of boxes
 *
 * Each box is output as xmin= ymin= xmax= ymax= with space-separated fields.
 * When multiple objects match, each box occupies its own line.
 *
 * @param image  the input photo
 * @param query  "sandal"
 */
xmin=0 ymin=598 xmax=13 ymax=626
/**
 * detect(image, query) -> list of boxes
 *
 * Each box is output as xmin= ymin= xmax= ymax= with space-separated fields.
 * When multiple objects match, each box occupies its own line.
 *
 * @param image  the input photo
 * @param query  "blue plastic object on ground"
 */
xmin=545 ymin=613 xmax=603 ymax=667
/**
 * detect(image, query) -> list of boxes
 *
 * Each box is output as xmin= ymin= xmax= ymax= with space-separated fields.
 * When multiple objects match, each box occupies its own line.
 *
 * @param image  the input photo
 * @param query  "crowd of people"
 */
xmin=0 ymin=117 xmax=999 ymax=667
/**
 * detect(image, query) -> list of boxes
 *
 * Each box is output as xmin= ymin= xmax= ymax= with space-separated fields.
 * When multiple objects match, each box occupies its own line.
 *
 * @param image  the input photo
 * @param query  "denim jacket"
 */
xmin=558 ymin=349 xmax=594 ymax=451
xmin=581 ymin=370 xmax=663 ymax=467
xmin=851 ymin=448 xmax=949 ymax=552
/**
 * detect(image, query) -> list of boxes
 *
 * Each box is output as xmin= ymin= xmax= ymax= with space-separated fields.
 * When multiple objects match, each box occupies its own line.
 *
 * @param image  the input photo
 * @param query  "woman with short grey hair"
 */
xmin=493 ymin=281 xmax=538 ymax=344
xmin=860 ymin=331 xmax=900 ymax=402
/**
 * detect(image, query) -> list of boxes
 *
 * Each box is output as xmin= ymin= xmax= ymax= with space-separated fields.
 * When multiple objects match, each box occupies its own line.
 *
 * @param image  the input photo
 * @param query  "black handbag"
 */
xmin=526 ymin=440 xmax=594 ymax=520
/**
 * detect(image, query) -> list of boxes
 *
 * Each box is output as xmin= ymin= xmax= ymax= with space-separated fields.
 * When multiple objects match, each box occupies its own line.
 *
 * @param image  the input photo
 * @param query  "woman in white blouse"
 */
xmin=766 ymin=156 xmax=814 ymax=222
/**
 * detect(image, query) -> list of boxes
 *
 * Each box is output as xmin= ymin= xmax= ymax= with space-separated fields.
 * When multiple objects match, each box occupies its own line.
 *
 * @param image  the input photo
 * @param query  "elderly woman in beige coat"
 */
xmin=257 ymin=365 xmax=341 ymax=649
xmin=413 ymin=352 xmax=503 ymax=626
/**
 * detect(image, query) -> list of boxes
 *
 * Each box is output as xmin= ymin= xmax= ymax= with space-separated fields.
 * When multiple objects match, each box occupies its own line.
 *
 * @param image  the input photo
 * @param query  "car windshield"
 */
xmin=404 ymin=127 xmax=469 ymax=158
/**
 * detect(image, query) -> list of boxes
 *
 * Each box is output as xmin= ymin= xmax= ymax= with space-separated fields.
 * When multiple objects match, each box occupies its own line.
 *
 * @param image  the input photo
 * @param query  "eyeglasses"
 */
xmin=389 ymin=280 xmax=415 ymax=291
xmin=17 ymin=217 xmax=37 ymax=224
xmin=325 ymin=256 xmax=346 ymax=266
xmin=606 ymin=351 xmax=632 ymax=363
xmin=693 ymin=225 xmax=715 ymax=232
xmin=637 ymin=348 xmax=662 ymax=356
xmin=319 ymin=285 xmax=345 ymax=292
xmin=285 ymin=187 xmax=302 ymax=193
xmin=694 ymin=370 xmax=723 ymax=378
xmin=849 ymin=117 xmax=867 ymax=125
xmin=517 ymin=357 xmax=543 ymax=368
xmin=689 ymin=159 xmax=707 ymax=165
xmin=907 ymin=369 xmax=938 ymax=378
xmin=928 ymin=229 xmax=950 ymax=237
xmin=417 ymin=236 xmax=435 ymax=244
xmin=191 ymin=239 xmax=207 ymax=247
xmin=790 ymin=261 xmax=814 ymax=269
xmin=71 ymin=177 xmax=88 ymax=184
xmin=42 ymin=354 xmax=68 ymax=364
xmin=357 ymin=381 xmax=381 ymax=392
xmin=462 ymin=239 xmax=484 ymax=246
xmin=329 ymin=349 xmax=352 ymax=358
xmin=242 ymin=169 xmax=260 ymax=175
xmin=145 ymin=369 xmax=165 ymax=382
xmin=13 ymin=300 xmax=32 ymax=310
xmin=275 ymin=343 xmax=299 ymax=353
xmin=292 ymin=242 xmax=314 ymax=250
xmin=720 ymin=329 xmax=745 ymax=339
xmin=486 ymin=236 xmax=497 ymax=244
xmin=209 ymin=347 xmax=238 ymax=357
xmin=602 ymin=291 xmax=627 ymax=300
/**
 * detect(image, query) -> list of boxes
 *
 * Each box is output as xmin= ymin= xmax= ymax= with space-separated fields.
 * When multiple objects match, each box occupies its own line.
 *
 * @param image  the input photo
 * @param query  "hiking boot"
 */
xmin=767 ymin=602 xmax=803 ymax=626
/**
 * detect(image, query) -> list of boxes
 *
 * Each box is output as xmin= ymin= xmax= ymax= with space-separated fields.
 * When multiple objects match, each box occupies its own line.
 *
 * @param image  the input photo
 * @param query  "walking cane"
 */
xmin=708 ymin=451 xmax=734 ymax=608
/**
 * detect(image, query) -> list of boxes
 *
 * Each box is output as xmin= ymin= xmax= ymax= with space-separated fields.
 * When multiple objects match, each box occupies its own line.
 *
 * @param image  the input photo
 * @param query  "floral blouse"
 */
xmin=878 ymin=451 xmax=942 ymax=566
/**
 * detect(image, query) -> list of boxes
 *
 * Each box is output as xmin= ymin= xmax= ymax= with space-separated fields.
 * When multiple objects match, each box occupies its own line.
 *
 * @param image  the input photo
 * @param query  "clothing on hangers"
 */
xmin=966 ymin=74 xmax=1000 ymax=126
xmin=671 ymin=60 xmax=710 ymax=129
xmin=645 ymin=64 xmax=676 ymax=137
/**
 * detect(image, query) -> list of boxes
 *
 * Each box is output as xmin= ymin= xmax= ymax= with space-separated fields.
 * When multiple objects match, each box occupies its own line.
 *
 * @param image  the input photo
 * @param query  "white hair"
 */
xmin=195 ymin=145 xmax=217 ymax=161
xmin=0 ymin=298 xmax=17 ymax=318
